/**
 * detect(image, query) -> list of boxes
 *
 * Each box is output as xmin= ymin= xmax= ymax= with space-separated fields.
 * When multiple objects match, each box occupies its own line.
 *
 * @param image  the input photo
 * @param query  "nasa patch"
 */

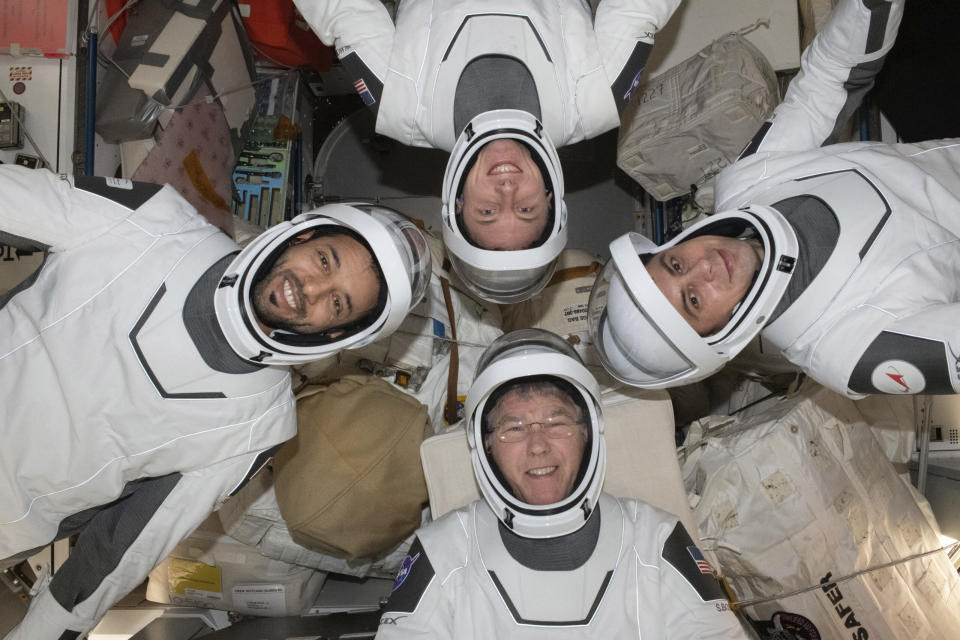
xmin=393 ymin=551 xmax=422 ymax=592
xmin=870 ymin=360 xmax=925 ymax=394
xmin=383 ymin=539 xmax=434 ymax=615
xmin=750 ymin=611 xmax=822 ymax=640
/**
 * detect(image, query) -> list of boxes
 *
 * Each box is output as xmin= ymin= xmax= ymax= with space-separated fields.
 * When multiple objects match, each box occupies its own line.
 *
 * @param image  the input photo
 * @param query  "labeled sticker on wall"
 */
xmin=8 ymin=66 xmax=32 ymax=82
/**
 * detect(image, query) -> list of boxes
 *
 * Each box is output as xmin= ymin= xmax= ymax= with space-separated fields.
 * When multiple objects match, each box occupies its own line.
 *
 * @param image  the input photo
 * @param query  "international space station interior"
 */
xmin=2 ymin=0 xmax=960 ymax=639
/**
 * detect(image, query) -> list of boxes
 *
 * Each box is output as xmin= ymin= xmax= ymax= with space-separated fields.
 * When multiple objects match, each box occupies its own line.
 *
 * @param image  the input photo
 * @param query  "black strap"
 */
xmin=611 ymin=41 xmax=653 ymax=112
xmin=440 ymin=276 xmax=461 ymax=425
xmin=73 ymin=176 xmax=163 ymax=210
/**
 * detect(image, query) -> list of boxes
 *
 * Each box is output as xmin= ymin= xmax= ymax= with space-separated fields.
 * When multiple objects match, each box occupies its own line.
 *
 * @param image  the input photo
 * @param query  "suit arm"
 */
xmin=293 ymin=0 xmax=394 ymax=110
xmin=594 ymin=0 xmax=682 ymax=113
xmin=740 ymin=0 xmax=903 ymax=157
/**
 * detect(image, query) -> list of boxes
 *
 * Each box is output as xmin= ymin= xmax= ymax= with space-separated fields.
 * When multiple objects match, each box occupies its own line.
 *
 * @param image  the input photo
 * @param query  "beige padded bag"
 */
xmin=274 ymin=375 xmax=431 ymax=560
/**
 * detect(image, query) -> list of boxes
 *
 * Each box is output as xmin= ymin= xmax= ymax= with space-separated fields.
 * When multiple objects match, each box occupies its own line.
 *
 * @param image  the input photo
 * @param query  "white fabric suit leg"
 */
xmin=4 ymin=453 xmax=266 ymax=640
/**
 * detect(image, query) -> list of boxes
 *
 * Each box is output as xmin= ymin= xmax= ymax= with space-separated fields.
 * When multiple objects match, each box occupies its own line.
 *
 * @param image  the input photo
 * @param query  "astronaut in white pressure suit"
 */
xmin=590 ymin=0 xmax=960 ymax=398
xmin=0 ymin=166 xmax=429 ymax=639
xmin=294 ymin=0 xmax=680 ymax=302
xmin=376 ymin=329 xmax=746 ymax=639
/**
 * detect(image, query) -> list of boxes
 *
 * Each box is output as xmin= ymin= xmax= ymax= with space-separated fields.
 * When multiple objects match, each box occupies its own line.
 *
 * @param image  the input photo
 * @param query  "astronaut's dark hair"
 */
xmin=481 ymin=376 xmax=586 ymax=434
xmin=252 ymin=226 xmax=388 ymax=341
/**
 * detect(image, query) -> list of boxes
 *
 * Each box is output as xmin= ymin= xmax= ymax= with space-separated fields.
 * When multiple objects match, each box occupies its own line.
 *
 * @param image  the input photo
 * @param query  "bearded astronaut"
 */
xmin=0 ymin=165 xmax=429 ymax=638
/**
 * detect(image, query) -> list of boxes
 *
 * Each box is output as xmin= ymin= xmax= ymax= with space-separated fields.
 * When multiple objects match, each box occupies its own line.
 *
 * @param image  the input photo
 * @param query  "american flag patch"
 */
xmin=687 ymin=546 xmax=713 ymax=575
xmin=354 ymin=78 xmax=376 ymax=106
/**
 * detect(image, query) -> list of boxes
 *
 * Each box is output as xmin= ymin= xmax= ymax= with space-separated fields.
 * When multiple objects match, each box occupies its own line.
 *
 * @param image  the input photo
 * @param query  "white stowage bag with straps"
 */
xmin=617 ymin=32 xmax=779 ymax=208
xmin=681 ymin=382 xmax=960 ymax=640
xmin=146 ymin=515 xmax=326 ymax=617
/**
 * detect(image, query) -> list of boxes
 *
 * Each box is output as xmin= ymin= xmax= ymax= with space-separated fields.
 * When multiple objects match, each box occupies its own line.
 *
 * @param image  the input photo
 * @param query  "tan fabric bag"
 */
xmin=273 ymin=375 xmax=431 ymax=560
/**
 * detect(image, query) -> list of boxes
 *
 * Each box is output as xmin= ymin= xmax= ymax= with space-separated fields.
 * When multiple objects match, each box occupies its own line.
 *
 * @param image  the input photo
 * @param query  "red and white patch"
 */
xmin=870 ymin=360 xmax=925 ymax=394
xmin=9 ymin=66 xmax=32 ymax=82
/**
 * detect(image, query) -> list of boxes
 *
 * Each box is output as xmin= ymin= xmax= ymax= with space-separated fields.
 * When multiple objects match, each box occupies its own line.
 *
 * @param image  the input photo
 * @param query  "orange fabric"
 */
xmin=105 ymin=0 xmax=130 ymax=45
xmin=240 ymin=0 xmax=334 ymax=71
xmin=183 ymin=150 xmax=231 ymax=212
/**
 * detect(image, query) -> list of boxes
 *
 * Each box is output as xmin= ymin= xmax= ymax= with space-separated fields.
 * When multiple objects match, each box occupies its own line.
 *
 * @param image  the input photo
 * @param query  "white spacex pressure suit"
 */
xmin=377 ymin=493 xmax=744 ymax=639
xmin=717 ymin=0 xmax=960 ymax=396
xmin=0 ymin=166 xmax=296 ymax=638
xmin=293 ymin=0 xmax=680 ymax=150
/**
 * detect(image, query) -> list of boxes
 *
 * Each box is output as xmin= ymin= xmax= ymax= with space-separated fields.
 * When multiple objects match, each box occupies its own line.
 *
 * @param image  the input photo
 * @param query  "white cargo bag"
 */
xmin=617 ymin=33 xmax=779 ymax=208
xmin=682 ymin=383 xmax=960 ymax=640
xmin=146 ymin=516 xmax=325 ymax=617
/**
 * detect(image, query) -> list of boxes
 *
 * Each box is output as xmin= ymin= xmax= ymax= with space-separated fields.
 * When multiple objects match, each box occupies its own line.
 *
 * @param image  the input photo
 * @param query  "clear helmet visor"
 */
xmin=215 ymin=203 xmax=431 ymax=364
xmin=477 ymin=374 xmax=596 ymax=505
xmin=441 ymin=110 xmax=566 ymax=304
xmin=247 ymin=222 xmax=381 ymax=347
xmin=467 ymin=329 xmax=605 ymax=538
xmin=351 ymin=204 xmax=432 ymax=306
xmin=587 ymin=258 xmax=696 ymax=386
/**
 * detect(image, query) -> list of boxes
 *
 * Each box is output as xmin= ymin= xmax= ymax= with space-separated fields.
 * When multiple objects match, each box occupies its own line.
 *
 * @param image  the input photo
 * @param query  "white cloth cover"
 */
xmin=146 ymin=516 xmax=325 ymax=617
xmin=0 ymin=166 xmax=296 ymax=639
xmin=682 ymin=382 xmax=960 ymax=640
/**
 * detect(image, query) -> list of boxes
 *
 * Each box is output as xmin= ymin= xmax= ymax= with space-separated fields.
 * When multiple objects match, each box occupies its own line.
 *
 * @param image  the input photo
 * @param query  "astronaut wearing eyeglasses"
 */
xmin=377 ymin=329 xmax=745 ymax=639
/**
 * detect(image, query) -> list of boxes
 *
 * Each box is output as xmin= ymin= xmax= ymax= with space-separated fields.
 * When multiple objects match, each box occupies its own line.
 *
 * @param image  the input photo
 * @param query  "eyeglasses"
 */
xmin=491 ymin=417 xmax=584 ymax=443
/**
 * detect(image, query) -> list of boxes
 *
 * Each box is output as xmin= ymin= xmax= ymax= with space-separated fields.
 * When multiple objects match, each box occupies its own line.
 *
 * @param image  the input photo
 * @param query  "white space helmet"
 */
xmin=587 ymin=208 xmax=798 ymax=388
xmin=441 ymin=109 xmax=567 ymax=304
xmin=214 ymin=203 xmax=431 ymax=365
xmin=466 ymin=329 xmax=604 ymax=539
